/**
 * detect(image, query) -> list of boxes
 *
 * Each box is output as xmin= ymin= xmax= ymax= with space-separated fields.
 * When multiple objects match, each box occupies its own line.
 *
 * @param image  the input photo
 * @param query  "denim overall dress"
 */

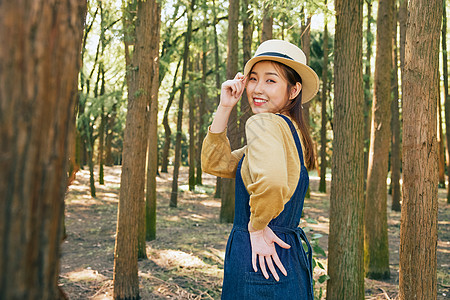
xmin=221 ymin=114 xmax=313 ymax=300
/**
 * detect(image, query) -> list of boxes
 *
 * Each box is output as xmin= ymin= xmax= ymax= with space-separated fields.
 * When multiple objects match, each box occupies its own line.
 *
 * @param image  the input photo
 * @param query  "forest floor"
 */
xmin=60 ymin=166 xmax=450 ymax=300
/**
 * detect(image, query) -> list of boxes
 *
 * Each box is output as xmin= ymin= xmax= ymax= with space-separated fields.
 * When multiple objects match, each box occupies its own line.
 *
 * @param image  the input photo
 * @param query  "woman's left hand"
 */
xmin=248 ymin=222 xmax=291 ymax=281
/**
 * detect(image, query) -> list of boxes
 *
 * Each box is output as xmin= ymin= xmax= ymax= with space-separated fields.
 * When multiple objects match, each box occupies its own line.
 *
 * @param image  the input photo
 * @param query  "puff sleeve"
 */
xmin=245 ymin=113 xmax=291 ymax=230
xmin=201 ymin=126 xmax=246 ymax=178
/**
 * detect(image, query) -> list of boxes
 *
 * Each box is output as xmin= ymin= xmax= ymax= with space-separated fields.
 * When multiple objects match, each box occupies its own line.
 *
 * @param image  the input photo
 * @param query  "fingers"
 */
xmin=273 ymin=235 xmax=291 ymax=249
xmin=266 ymin=256 xmax=279 ymax=281
xmin=272 ymin=252 xmax=288 ymax=277
xmin=259 ymin=255 xmax=269 ymax=279
xmin=252 ymin=251 xmax=257 ymax=272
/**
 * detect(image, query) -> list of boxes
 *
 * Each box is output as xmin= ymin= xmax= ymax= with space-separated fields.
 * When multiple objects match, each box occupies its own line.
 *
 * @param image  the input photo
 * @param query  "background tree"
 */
xmin=170 ymin=0 xmax=195 ymax=208
xmin=113 ymin=0 xmax=157 ymax=296
xmin=390 ymin=1 xmax=401 ymax=212
xmin=145 ymin=0 xmax=161 ymax=241
xmin=319 ymin=11 xmax=329 ymax=193
xmin=220 ymin=0 xmax=239 ymax=223
xmin=0 ymin=1 xmax=86 ymax=298
xmin=327 ymin=0 xmax=365 ymax=298
xmin=364 ymin=0 xmax=394 ymax=280
xmin=399 ymin=0 xmax=442 ymax=299
xmin=443 ymin=0 xmax=450 ymax=204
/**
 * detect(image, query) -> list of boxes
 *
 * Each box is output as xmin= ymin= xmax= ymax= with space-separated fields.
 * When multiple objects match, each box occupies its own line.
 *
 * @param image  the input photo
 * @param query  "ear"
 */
xmin=289 ymin=82 xmax=302 ymax=100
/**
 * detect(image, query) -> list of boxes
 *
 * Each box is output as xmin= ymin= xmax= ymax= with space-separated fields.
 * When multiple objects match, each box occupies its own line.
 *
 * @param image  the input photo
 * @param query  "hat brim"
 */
xmin=243 ymin=56 xmax=320 ymax=103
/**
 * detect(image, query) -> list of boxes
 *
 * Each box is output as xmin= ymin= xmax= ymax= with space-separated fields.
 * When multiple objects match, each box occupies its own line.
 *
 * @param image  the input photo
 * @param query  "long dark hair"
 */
xmin=272 ymin=61 xmax=316 ymax=170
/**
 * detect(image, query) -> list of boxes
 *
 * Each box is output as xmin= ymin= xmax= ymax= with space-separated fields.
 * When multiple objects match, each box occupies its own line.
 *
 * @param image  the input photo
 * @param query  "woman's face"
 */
xmin=246 ymin=61 xmax=293 ymax=114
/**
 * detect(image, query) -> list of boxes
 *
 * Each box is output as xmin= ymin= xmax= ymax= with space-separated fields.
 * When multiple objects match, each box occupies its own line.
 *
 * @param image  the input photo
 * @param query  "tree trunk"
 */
xmin=212 ymin=0 xmax=222 ymax=199
xmin=399 ymin=0 xmax=441 ymax=298
xmin=301 ymin=16 xmax=312 ymax=131
xmin=145 ymin=0 xmax=161 ymax=242
xmin=261 ymin=3 xmax=273 ymax=42
xmin=364 ymin=0 xmax=374 ymax=181
xmin=390 ymin=4 xmax=401 ymax=212
xmin=438 ymin=83 xmax=445 ymax=187
xmin=0 ymin=1 xmax=86 ymax=299
xmin=114 ymin=0 xmax=155 ymax=296
xmin=170 ymin=0 xmax=195 ymax=208
xmin=98 ymin=68 xmax=106 ymax=185
xmin=196 ymin=26 xmax=208 ymax=185
xmin=443 ymin=0 xmax=450 ymax=204
xmin=326 ymin=0 xmax=365 ymax=298
xmin=105 ymin=102 xmax=117 ymax=166
xmin=188 ymin=59 xmax=196 ymax=191
xmin=161 ymin=60 xmax=181 ymax=173
xmin=364 ymin=0 xmax=393 ymax=280
xmin=239 ymin=0 xmax=253 ymax=145
xmin=220 ymin=0 xmax=239 ymax=223
xmin=319 ymin=21 xmax=328 ymax=193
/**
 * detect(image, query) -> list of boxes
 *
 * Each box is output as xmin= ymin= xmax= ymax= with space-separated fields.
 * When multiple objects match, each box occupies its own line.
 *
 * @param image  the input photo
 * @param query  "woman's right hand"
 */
xmin=220 ymin=72 xmax=247 ymax=108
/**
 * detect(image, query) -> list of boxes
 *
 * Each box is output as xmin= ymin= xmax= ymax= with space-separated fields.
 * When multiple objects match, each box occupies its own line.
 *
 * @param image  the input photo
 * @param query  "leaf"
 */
xmin=318 ymin=274 xmax=330 ymax=283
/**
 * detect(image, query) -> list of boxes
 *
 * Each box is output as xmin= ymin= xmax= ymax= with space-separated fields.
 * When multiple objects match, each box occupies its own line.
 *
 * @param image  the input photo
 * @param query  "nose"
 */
xmin=253 ymin=80 xmax=264 ymax=95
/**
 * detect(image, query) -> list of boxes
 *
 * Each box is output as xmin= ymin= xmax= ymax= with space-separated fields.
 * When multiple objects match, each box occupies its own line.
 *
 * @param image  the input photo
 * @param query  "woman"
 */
xmin=201 ymin=39 xmax=319 ymax=299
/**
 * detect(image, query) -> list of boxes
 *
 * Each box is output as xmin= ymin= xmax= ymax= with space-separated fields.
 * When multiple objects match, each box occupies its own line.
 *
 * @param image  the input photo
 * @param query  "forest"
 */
xmin=0 ymin=0 xmax=449 ymax=299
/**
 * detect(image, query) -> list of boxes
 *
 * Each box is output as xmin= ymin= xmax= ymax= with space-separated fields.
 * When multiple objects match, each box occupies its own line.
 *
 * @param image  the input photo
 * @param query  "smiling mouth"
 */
xmin=253 ymin=98 xmax=268 ymax=104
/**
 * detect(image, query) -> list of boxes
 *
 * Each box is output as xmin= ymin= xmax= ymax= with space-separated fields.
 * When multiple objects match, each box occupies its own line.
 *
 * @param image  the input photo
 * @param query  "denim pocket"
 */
xmin=244 ymin=267 xmax=295 ymax=298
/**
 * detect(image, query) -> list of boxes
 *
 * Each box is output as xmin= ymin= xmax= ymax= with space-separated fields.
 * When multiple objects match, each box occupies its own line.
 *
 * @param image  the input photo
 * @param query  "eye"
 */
xmin=267 ymin=79 xmax=276 ymax=83
xmin=249 ymin=77 xmax=257 ymax=81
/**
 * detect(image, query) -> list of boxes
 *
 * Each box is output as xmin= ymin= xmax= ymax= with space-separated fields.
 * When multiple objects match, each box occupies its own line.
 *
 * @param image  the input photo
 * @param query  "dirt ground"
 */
xmin=60 ymin=166 xmax=450 ymax=299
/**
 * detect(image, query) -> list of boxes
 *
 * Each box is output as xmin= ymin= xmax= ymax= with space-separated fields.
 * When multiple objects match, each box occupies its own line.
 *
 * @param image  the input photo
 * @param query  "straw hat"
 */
xmin=243 ymin=39 xmax=320 ymax=103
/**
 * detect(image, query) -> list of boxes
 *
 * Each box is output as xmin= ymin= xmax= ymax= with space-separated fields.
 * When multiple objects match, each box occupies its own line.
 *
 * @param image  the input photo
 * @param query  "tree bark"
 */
xmin=261 ymin=3 xmax=273 ymax=42
xmin=319 ymin=21 xmax=329 ymax=193
xmin=240 ymin=0 xmax=253 ymax=145
xmin=443 ymin=0 xmax=450 ymax=204
xmin=161 ymin=60 xmax=181 ymax=173
xmin=364 ymin=0 xmax=393 ymax=280
xmin=145 ymin=0 xmax=161 ymax=242
xmin=212 ymin=0 xmax=222 ymax=199
xmin=188 ymin=59 xmax=196 ymax=191
xmin=363 ymin=0 xmax=374 ymax=181
xmin=220 ymin=0 xmax=239 ymax=223
xmin=114 ymin=0 xmax=156 ymax=296
xmin=390 ymin=3 xmax=401 ymax=212
xmin=170 ymin=0 xmax=195 ymax=208
xmin=326 ymin=0 xmax=365 ymax=298
xmin=399 ymin=0 xmax=441 ymax=298
xmin=0 ymin=1 xmax=86 ymax=299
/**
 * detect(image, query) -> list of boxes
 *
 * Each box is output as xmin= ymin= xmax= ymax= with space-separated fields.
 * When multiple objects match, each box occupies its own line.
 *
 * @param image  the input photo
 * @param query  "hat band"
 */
xmin=256 ymin=52 xmax=294 ymax=61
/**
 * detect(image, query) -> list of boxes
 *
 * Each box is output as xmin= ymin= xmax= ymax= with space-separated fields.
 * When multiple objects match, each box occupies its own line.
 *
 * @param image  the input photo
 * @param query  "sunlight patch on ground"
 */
xmin=200 ymin=199 xmax=221 ymax=208
xmin=65 ymin=268 xmax=108 ymax=282
xmin=153 ymin=249 xmax=208 ymax=269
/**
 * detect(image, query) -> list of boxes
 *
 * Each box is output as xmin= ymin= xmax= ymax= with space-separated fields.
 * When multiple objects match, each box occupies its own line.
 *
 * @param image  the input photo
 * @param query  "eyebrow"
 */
xmin=250 ymin=71 xmax=280 ymax=77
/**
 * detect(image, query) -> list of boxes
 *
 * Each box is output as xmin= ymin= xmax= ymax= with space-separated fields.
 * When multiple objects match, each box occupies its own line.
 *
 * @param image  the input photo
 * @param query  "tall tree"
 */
xmin=0 ymin=1 xmax=86 ymax=298
xmin=319 ymin=19 xmax=329 ymax=193
xmin=220 ymin=0 xmax=239 ymax=223
xmin=399 ymin=0 xmax=441 ymax=298
xmin=327 ymin=0 xmax=365 ymax=298
xmin=212 ymin=0 xmax=223 ymax=199
xmin=261 ymin=1 xmax=273 ymax=42
xmin=364 ymin=0 xmax=394 ymax=280
xmin=438 ymin=77 xmax=445 ymax=187
xmin=145 ymin=0 xmax=161 ymax=241
xmin=239 ymin=0 xmax=253 ymax=145
xmin=161 ymin=59 xmax=181 ymax=173
xmin=442 ymin=0 xmax=450 ymax=204
xmin=170 ymin=0 xmax=195 ymax=208
xmin=188 ymin=59 xmax=196 ymax=191
xmin=363 ymin=0 xmax=374 ymax=179
xmin=114 ymin=0 xmax=155 ymax=296
xmin=390 ymin=2 xmax=401 ymax=212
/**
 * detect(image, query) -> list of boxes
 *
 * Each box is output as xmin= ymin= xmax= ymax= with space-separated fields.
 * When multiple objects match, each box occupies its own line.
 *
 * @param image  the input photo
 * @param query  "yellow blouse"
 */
xmin=201 ymin=112 xmax=306 ymax=230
